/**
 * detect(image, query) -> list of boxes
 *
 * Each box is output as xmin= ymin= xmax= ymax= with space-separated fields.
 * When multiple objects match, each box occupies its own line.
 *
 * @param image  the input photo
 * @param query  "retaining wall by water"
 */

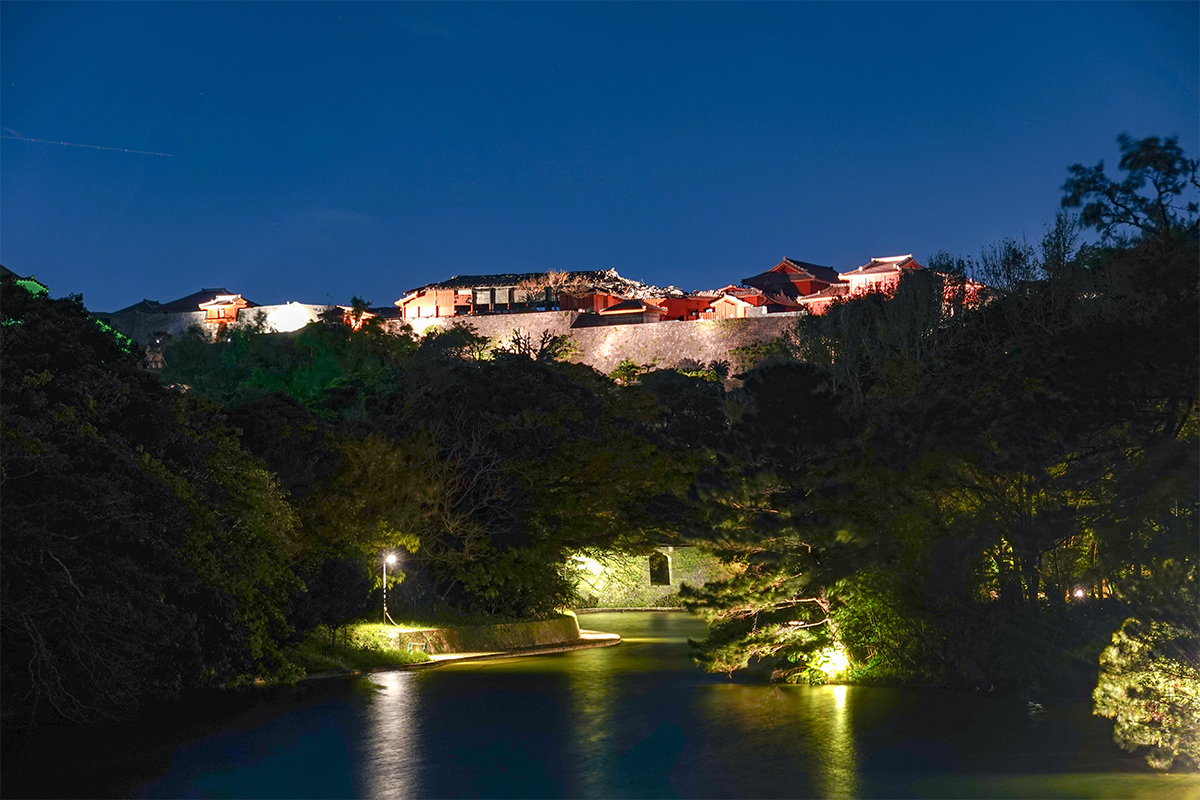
xmin=391 ymin=616 xmax=582 ymax=655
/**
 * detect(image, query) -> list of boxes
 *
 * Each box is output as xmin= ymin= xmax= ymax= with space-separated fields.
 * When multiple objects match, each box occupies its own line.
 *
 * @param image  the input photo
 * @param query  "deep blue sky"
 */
xmin=2 ymin=1 xmax=1196 ymax=312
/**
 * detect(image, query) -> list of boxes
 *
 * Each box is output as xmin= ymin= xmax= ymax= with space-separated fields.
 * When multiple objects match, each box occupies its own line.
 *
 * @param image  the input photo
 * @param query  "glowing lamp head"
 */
xmin=385 ymin=554 xmax=397 ymax=566
xmin=1073 ymin=587 xmax=1085 ymax=599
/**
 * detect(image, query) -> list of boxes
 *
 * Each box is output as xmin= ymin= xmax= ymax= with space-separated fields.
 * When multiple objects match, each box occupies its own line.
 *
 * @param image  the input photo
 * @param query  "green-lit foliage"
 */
xmin=682 ymin=145 xmax=1198 ymax=709
xmin=829 ymin=572 xmax=941 ymax=685
xmin=209 ymin=326 xmax=699 ymax=620
xmin=370 ymin=353 xmax=698 ymax=617
xmin=161 ymin=314 xmax=419 ymax=413
xmin=92 ymin=318 xmax=134 ymax=353
xmin=610 ymin=357 xmax=647 ymax=385
xmin=285 ymin=624 xmax=430 ymax=674
xmin=1 ymin=285 xmax=302 ymax=724
xmin=729 ymin=334 xmax=790 ymax=373
xmin=417 ymin=321 xmax=492 ymax=362
xmin=298 ymin=432 xmax=428 ymax=557
xmin=1094 ymin=603 xmax=1199 ymax=771
xmin=143 ymin=398 xmax=303 ymax=687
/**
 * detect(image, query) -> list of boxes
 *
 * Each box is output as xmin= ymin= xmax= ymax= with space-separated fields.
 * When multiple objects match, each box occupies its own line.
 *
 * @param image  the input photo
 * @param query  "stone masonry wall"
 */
xmin=401 ymin=311 xmax=800 ymax=374
xmin=572 ymin=547 xmax=742 ymax=609
xmin=104 ymin=303 xmax=797 ymax=377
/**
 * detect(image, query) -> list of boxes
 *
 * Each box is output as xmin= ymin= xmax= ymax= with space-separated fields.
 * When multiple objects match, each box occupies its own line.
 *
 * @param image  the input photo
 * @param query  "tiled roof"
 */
xmin=760 ymin=290 xmax=804 ymax=309
xmin=712 ymin=293 xmax=752 ymax=308
xmin=714 ymin=290 xmax=770 ymax=307
xmin=843 ymin=255 xmax=922 ymax=276
xmin=797 ymin=283 xmax=850 ymax=302
xmin=598 ymin=298 xmax=663 ymax=314
xmin=1 ymin=265 xmax=49 ymax=296
xmin=198 ymin=294 xmax=248 ymax=309
xmin=114 ymin=288 xmax=260 ymax=314
xmin=782 ymin=258 xmax=841 ymax=284
xmin=743 ymin=258 xmax=839 ymax=290
xmin=112 ymin=299 xmax=165 ymax=314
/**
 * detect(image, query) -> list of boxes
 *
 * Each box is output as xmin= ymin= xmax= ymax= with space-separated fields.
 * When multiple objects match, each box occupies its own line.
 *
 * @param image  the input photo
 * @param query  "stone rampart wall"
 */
xmin=572 ymin=547 xmax=741 ymax=609
xmin=565 ymin=315 xmax=799 ymax=373
xmin=402 ymin=312 xmax=799 ymax=374
xmin=104 ymin=302 xmax=796 ymax=376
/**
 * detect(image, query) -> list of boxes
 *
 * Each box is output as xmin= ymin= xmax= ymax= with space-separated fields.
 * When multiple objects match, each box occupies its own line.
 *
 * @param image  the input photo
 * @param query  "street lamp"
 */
xmin=383 ymin=553 xmax=397 ymax=625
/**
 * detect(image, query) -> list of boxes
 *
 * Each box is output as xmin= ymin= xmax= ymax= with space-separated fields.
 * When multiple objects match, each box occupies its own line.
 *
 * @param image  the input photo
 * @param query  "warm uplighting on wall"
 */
xmin=571 ymin=554 xmax=605 ymax=576
xmin=270 ymin=302 xmax=314 ymax=333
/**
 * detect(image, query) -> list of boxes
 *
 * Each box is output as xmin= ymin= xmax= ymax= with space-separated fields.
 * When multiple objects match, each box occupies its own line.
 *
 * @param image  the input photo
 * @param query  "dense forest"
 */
xmin=2 ymin=135 xmax=1196 ymax=770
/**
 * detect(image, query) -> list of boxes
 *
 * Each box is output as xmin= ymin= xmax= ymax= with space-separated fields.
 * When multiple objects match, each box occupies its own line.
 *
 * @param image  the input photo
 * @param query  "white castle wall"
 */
xmin=101 ymin=303 xmax=329 ymax=345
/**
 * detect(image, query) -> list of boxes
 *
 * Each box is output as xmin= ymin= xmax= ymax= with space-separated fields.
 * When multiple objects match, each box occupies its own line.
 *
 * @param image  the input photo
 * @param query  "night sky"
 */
xmin=2 ymin=1 xmax=1196 ymax=313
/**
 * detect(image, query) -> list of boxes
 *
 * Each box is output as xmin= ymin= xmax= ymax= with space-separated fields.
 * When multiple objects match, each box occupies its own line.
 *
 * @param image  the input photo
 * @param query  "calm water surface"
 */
xmin=7 ymin=612 xmax=1197 ymax=798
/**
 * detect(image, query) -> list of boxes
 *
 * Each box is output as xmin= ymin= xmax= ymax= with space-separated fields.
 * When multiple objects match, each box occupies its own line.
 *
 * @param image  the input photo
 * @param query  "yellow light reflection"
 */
xmin=361 ymin=671 xmax=422 ymax=799
xmin=566 ymin=646 xmax=618 ymax=797
xmin=815 ymin=684 xmax=859 ymax=800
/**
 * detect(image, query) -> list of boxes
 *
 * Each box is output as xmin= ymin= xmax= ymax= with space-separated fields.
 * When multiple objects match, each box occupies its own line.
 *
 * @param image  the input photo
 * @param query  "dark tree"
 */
xmin=1062 ymin=133 xmax=1199 ymax=244
xmin=1 ymin=283 xmax=300 ymax=725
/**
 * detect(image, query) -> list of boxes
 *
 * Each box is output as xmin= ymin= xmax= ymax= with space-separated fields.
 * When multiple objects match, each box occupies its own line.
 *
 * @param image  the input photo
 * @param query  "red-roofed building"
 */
xmin=840 ymin=255 xmax=923 ymax=297
xmin=198 ymin=293 xmax=253 ymax=324
xmin=795 ymin=283 xmax=851 ymax=316
xmin=395 ymin=269 xmax=644 ymax=319
xmin=793 ymin=255 xmax=921 ymax=316
xmin=592 ymin=298 xmax=665 ymax=326
xmin=644 ymin=295 xmax=714 ymax=321
xmin=560 ymin=288 xmax=626 ymax=313
xmin=338 ymin=305 xmax=378 ymax=331
xmin=395 ymin=287 xmax=473 ymax=318
xmin=701 ymin=291 xmax=770 ymax=319
xmin=109 ymin=288 xmax=259 ymax=325
xmin=742 ymin=258 xmax=841 ymax=301
xmin=795 ymin=255 xmax=989 ymax=316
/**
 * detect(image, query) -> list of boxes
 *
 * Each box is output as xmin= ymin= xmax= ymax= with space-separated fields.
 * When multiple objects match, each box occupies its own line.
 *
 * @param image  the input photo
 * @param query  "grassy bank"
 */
xmin=287 ymin=610 xmax=578 ymax=674
xmin=286 ymin=623 xmax=431 ymax=674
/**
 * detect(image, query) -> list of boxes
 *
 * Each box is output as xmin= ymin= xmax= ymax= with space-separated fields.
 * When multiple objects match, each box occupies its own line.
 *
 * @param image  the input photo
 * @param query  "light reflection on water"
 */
xmin=358 ymin=672 xmax=422 ymax=799
xmin=112 ymin=612 xmax=1197 ymax=798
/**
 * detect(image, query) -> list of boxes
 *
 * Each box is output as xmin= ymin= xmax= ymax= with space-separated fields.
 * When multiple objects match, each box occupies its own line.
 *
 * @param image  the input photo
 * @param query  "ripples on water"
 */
xmin=5 ymin=612 xmax=1195 ymax=798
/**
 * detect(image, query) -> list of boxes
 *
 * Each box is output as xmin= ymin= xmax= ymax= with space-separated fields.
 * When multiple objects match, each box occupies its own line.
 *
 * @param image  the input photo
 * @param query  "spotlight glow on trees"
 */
xmin=812 ymin=646 xmax=850 ymax=679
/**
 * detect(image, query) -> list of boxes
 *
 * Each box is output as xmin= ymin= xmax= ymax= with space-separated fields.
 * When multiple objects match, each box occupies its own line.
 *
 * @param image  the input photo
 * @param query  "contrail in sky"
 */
xmin=1 ymin=135 xmax=175 ymax=157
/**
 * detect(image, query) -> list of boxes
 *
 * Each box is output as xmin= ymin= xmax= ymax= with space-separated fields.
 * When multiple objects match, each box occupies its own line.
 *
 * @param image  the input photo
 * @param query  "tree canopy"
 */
xmin=1 ymin=284 xmax=301 ymax=724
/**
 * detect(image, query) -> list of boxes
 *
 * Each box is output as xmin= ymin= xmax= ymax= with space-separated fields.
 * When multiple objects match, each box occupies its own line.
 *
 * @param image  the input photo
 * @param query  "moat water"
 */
xmin=5 ymin=612 xmax=1196 ymax=798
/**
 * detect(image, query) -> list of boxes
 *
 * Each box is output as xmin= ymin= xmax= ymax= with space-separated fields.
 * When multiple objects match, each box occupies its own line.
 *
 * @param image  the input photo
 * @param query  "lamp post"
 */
xmin=383 ymin=553 xmax=396 ymax=624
